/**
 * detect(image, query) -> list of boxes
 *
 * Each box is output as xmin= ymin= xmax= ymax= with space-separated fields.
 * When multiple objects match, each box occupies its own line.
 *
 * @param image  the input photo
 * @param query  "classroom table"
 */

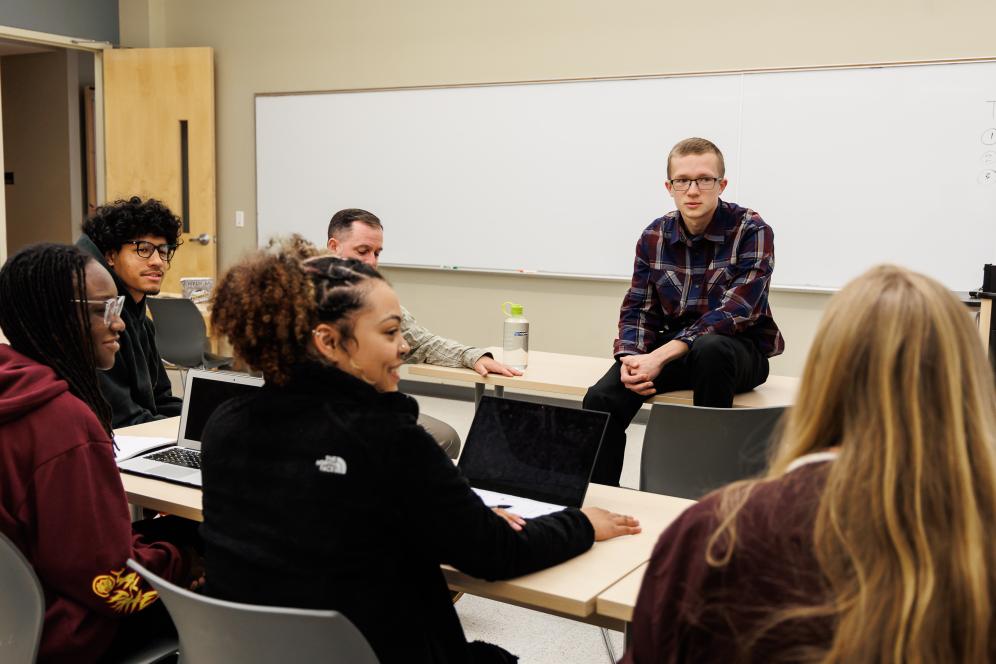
xmin=406 ymin=348 xmax=799 ymax=408
xmin=115 ymin=417 xmax=694 ymax=631
xmin=595 ymin=562 xmax=646 ymax=625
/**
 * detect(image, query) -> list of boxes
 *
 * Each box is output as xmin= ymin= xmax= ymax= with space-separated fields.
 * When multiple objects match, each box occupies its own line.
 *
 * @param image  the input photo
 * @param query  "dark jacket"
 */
xmin=622 ymin=461 xmax=833 ymax=664
xmin=76 ymin=235 xmax=181 ymax=427
xmin=0 ymin=344 xmax=185 ymax=663
xmin=200 ymin=363 xmax=595 ymax=664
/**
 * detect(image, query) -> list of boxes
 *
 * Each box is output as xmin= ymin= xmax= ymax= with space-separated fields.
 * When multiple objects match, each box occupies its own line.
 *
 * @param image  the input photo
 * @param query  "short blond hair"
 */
xmin=667 ymin=137 xmax=725 ymax=178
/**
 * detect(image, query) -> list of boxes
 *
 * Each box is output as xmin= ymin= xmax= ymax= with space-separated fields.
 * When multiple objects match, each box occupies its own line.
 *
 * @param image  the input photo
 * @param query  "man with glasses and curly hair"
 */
xmin=583 ymin=138 xmax=784 ymax=487
xmin=77 ymin=196 xmax=184 ymax=426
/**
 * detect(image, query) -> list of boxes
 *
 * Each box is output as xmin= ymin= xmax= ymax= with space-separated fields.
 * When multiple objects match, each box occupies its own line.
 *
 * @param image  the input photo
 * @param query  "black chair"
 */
xmin=640 ymin=404 xmax=787 ymax=500
xmin=147 ymin=297 xmax=232 ymax=371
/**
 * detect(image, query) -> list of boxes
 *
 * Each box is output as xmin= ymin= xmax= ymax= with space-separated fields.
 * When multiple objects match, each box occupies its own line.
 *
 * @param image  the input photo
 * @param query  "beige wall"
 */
xmin=1 ymin=50 xmax=82 ymax=254
xmin=121 ymin=0 xmax=995 ymax=377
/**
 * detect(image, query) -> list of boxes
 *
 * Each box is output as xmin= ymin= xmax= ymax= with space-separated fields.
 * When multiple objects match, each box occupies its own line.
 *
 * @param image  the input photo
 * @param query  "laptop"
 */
xmin=457 ymin=396 xmax=608 ymax=519
xmin=117 ymin=369 xmax=263 ymax=487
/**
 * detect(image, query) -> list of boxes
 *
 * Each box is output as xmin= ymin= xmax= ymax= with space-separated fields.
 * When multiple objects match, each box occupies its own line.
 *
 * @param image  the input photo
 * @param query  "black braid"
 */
xmin=302 ymin=255 xmax=386 ymax=341
xmin=0 ymin=243 xmax=114 ymax=436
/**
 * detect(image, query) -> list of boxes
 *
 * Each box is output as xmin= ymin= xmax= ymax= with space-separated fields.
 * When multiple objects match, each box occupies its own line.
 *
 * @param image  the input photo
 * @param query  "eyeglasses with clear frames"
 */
xmin=72 ymin=295 xmax=126 ymax=326
xmin=125 ymin=240 xmax=178 ymax=263
xmin=668 ymin=177 xmax=721 ymax=192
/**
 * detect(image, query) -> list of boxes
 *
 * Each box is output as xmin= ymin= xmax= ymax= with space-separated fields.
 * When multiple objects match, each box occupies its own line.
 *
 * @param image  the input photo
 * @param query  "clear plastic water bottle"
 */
xmin=501 ymin=301 xmax=529 ymax=370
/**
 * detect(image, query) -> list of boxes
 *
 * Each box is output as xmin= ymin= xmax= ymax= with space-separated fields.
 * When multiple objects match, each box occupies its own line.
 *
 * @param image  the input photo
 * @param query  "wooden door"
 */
xmin=103 ymin=48 xmax=216 ymax=295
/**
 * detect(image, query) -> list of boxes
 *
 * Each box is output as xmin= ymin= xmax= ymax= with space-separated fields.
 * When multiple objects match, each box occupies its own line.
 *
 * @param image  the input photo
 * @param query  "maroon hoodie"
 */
xmin=0 ymin=344 xmax=184 ymax=663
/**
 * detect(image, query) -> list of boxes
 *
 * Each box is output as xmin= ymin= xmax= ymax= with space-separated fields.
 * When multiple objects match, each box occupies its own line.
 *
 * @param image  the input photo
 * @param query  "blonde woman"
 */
xmin=623 ymin=265 xmax=996 ymax=663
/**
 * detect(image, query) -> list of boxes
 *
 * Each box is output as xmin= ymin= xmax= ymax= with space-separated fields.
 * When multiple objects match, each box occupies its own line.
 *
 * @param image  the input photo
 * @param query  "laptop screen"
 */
xmin=181 ymin=373 xmax=263 ymax=448
xmin=457 ymin=397 xmax=608 ymax=507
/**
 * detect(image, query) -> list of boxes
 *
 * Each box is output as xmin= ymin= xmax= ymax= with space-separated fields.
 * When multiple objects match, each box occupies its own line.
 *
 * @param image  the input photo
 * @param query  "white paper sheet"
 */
xmin=473 ymin=487 xmax=566 ymax=519
xmin=113 ymin=435 xmax=175 ymax=462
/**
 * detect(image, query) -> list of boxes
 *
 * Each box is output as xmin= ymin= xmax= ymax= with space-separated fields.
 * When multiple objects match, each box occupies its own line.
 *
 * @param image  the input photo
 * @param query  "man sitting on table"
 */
xmin=77 ymin=196 xmax=184 ymax=427
xmin=327 ymin=208 xmax=521 ymax=458
xmin=583 ymin=138 xmax=784 ymax=487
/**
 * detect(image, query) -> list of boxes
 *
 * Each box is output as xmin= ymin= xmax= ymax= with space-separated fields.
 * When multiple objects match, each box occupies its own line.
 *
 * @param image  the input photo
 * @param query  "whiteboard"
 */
xmin=256 ymin=61 xmax=996 ymax=290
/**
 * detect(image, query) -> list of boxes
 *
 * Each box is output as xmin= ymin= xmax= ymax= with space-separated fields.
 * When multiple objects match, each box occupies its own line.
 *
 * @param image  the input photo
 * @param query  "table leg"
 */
xmin=474 ymin=383 xmax=484 ymax=409
xmin=495 ymin=385 xmax=505 ymax=399
xmin=600 ymin=627 xmax=618 ymax=663
xmin=624 ymin=622 xmax=632 ymax=651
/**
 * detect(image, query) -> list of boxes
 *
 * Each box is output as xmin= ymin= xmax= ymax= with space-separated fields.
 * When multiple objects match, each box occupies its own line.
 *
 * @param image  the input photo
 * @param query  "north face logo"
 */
xmin=315 ymin=455 xmax=347 ymax=475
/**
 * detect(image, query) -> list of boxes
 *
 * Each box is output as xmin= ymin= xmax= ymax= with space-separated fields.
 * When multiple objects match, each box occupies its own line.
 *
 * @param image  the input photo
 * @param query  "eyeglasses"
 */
xmin=125 ymin=240 xmax=178 ymax=263
xmin=669 ymin=177 xmax=721 ymax=192
xmin=72 ymin=295 xmax=126 ymax=326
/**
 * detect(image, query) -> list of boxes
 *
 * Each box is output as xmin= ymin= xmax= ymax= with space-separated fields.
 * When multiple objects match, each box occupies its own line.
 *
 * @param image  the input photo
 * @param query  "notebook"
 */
xmin=457 ymin=396 xmax=608 ymax=518
xmin=117 ymin=369 xmax=263 ymax=487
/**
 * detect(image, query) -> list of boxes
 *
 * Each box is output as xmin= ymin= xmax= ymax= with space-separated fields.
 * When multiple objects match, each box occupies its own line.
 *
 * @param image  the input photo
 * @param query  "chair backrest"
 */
xmin=0 ymin=531 xmax=45 ymax=664
xmin=126 ymin=560 xmax=379 ymax=664
xmin=640 ymin=404 xmax=787 ymax=500
xmin=147 ymin=297 xmax=209 ymax=368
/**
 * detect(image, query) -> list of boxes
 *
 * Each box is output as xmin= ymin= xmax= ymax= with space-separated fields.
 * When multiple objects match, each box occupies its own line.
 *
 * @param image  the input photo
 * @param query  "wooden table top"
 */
xmin=407 ymin=349 xmax=798 ymax=408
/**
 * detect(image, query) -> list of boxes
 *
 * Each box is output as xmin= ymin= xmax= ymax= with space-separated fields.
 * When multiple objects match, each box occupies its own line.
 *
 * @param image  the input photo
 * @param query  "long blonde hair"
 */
xmin=708 ymin=264 xmax=996 ymax=663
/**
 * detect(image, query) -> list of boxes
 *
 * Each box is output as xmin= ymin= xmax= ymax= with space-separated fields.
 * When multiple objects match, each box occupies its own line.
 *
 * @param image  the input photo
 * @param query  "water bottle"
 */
xmin=501 ymin=301 xmax=529 ymax=370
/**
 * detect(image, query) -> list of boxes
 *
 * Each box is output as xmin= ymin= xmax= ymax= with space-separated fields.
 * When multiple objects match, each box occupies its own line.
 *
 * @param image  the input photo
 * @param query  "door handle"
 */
xmin=192 ymin=233 xmax=213 ymax=246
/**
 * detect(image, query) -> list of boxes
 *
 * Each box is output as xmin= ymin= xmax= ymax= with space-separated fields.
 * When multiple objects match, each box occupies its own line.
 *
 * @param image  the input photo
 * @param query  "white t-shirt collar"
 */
xmin=786 ymin=450 xmax=839 ymax=473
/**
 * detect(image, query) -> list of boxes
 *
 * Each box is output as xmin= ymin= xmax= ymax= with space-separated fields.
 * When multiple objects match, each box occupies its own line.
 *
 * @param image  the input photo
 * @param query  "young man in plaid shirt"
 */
xmin=583 ymin=138 xmax=784 ymax=486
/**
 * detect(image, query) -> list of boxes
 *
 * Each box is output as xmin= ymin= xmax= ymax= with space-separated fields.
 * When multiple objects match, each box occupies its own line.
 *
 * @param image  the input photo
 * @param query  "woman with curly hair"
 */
xmin=200 ymin=238 xmax=641 ymax=663
xmin=623 ymin=265 xmax=996 ymax=663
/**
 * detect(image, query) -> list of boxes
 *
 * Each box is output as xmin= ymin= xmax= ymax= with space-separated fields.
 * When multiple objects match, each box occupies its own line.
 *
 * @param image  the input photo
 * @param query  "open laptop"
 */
xmin=457 ymin=396 xmax=608 ymax=518
xmin=117 ymin=369 xmax=263 ymax=487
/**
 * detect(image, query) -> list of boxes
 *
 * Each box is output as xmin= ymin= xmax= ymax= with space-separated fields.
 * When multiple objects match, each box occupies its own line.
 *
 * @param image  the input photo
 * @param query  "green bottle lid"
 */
xmin=502 ymin=301 xmax=524 ymax=317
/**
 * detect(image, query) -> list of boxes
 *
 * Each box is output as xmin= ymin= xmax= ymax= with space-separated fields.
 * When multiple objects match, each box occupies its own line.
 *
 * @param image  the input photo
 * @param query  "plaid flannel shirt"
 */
xmin=613 ymin=200 xmax=784 ymax=358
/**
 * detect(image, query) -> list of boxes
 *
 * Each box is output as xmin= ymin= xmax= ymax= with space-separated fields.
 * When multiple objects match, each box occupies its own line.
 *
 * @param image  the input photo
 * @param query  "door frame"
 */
xmin=0 ymin=24 xmax=110 ymax=264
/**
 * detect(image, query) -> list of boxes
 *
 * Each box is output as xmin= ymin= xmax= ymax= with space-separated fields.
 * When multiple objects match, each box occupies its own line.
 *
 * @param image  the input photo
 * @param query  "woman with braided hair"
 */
xmin=0 ymin=243 xmax=201 ymax=662
xmin=200 ymin=239 xmax=641 ymax=663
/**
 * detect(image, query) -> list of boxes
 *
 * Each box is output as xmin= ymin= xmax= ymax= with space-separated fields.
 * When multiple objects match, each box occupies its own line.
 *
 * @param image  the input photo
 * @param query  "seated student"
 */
xmin=0 ymin=243 xmax=201 ymax=663
xmin=584 ymin=138 xmax=783 ymax=487
xmin=327 ymin=208 xmax=522 ymax=458
xmin=200 ymin=240 xmax=640 ymax=664
xmin=77 ymin=196 xmax=184 ymax=427
xmin=622 ymin=265 xmax=996 ymax=663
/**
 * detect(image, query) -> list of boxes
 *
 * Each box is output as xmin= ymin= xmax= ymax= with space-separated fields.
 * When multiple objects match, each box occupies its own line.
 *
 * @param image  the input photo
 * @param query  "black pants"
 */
xmin=582 ymin=335 xmax=769 ymax=486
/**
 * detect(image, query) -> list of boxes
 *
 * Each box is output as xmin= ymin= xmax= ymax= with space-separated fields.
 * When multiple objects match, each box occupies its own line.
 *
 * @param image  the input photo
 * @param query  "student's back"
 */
xmin=202 ymin=363 xmax=596 ymax=662
xmin=200 ymin=243 xmax=641 ymax=664
xmin=624 ymin=264 xmax=996 ymax=664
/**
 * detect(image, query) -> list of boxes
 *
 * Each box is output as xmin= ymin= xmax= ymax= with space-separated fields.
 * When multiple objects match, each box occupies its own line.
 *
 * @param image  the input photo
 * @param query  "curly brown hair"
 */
xmin=211 ymin=235 xmax=384 ymax=385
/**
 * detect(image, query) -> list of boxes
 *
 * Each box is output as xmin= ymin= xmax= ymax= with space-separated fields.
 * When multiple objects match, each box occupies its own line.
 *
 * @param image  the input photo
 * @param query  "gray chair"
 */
xmin=0 ymin=533 xmax=176 ymax=664
xmin=640 ymin=404 xmax=787 ymax=500
xmin=126 ymin=559 xmax=380 ymax=664
xmin=147 ymin=297 xmax=232 ymax=371
xmin=0 ymin=531 xmax=44 ymax=664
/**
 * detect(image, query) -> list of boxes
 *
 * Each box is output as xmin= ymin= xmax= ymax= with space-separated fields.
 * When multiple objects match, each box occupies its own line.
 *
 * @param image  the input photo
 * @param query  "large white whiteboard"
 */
xmin=256 ymin=61 xmax=996 ymax=290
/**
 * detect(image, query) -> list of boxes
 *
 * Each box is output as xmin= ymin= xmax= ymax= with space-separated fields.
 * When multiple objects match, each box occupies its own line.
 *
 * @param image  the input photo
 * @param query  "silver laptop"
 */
xmin=457 ymin=396 xmax=608 ymax=518
xmin=117 ymin=369 xmax=263 ymax=487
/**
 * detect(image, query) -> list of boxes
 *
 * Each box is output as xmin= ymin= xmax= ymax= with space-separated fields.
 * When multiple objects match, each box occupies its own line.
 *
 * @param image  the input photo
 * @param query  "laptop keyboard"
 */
xmin=145 ymin=447 xmax=201 ymax=470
